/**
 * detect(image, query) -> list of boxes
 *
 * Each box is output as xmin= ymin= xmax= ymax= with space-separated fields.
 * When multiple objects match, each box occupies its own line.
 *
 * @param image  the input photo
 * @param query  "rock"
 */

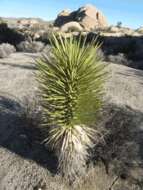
xmin=54 ymin=4 xmax=108 ymax=30
xmin=76 ymin=4 xmax=108 ymax=30
xmin=99 ymin=27 xmax=136 ymax=37
xmin=61 ymin=21 xmax=83 ymax=32
xmin=109 ymin=26 xmax=120 ymax=33
xmin=17 ymin=19 xmax=30 ymax=26
xmin=17 ymin=19 xmax=39 ymax=27
xmin=52 ymin=27 xmax=60 ymax=32
xmin=30 ymin=19 xmax=40 ymax=26
xmin=60 ymin=32 xmax=73 ymax=38
xmin=105 ymin=63 xmax=143 ymax=112
xmin=108 ymin=26 xmax=134 ymax=35
xmin=100 ymin=32 xmax=125 ymax=37
xmin=131 ymin=32 xmax=141 ymax=37
xmin=58 ymin=9 xmax=71 ymax=17
xmin=120 ymin=27 xmax=134 ymax=35
xmin=54 ymin=9 xmax=73 ymax=27
xmin=136 ymin=27 xmax=143 ymax=34
xmin=106 ymin=53 xmax=129 ymax=66
xmin=17 ymin=41 xmax=45 ymax=53
xmin=0 ymin=43 xmax=16 ymax=58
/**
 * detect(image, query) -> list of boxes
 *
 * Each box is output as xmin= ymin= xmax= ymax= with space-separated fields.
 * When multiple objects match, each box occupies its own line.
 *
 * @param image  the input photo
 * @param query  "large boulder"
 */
xmin=136 ymin=27 xmax=143 ymax=34
xmin=54 ymin=4 xmax=108 ymax=31
xmin=0 ymin=43 xmax=16 ymax=58
xmin=17 ymin=41 xmax=45 ymax=53
xmin=108 ymin=26 xmax=120 ymax=33
xmin=76 ymin=4 xmax=108 ymax=30
xmin=61 ymin=21 xmax=83 ymax=32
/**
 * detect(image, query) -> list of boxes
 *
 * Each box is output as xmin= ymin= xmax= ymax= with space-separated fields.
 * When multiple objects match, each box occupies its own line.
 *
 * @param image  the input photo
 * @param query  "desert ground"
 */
xmin=0 ymin=52 xmax=143 ymax=189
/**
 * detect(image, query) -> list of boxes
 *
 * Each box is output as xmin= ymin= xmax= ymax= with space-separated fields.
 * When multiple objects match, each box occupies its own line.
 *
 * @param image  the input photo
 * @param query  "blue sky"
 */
xmin=0 ymin=0 xmax=142 ymax=28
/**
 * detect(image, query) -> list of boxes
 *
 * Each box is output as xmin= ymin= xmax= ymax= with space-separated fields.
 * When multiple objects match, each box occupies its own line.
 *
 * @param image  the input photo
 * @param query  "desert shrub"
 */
xmin=0 ymin=43 xmax=16 ymax=58
xmin=116 ymin=21 xmax=122 ymax=28
xmin=0 ymin=23 xmax=25 ymax=45
xmin=36 ymin=34 xmax=107 ymax=181
xmin=17 ymin=97 xmax=44 ymax=143
xmin=93 ymin=104 xmax=141 ymax=180
xmin=17 ymin=41 xmax=45 ymax=53
xmin=106 ymin=53 xmax=129 ymax=66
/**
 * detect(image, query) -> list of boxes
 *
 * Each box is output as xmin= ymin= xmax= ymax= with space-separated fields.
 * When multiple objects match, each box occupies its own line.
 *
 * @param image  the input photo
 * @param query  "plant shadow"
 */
xmin=1 ymin=94 xmax=143 ymax=184
xmin=0 ymin=95 xmax=58 ymax=174
xmin=93 ymin=103 xmax=143 ymax=184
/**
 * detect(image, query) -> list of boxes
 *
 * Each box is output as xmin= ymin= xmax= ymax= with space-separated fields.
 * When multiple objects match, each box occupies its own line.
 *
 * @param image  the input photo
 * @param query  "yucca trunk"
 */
xmin=36 ymin=34 xmax=106 ymax=180
xmin=48 ymin=124 xmax=96 ymax=181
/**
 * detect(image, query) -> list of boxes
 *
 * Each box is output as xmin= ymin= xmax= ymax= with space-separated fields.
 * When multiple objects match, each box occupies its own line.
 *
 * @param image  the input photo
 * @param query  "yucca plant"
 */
xmin=36 ymin=34 xmax=106 ymax=181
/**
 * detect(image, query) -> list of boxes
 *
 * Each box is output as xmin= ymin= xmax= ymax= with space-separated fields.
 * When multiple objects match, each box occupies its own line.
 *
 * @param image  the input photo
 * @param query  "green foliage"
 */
xmin=37 ymin=35 xmax=106 ymax=127
xmin=36 ymin=34 xmax=107 ymax=180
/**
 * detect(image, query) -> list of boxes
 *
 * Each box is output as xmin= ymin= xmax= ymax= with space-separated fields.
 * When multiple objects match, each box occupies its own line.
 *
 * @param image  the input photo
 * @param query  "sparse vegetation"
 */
xmin=116 ymin=21 xmax=122 ymax=28
xmin=36 ymin=34 xmax=106 ymax=181
xmin=0 ymin=22 xmax=25 ymax=45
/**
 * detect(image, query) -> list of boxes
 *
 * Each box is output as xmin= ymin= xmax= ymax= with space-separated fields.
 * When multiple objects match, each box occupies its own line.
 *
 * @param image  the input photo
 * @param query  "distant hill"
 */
xmin=0 ymin=17 xmax=53 ymax=28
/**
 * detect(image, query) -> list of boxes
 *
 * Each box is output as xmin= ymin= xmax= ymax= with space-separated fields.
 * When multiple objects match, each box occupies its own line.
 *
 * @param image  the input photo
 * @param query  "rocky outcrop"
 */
xmin=54 ymin=4 xmax=108 ymax=31
xmin=17 ymin=19 xmax=40 ymax=27
xmin=54 ymin=9 xmax=73 ymax=27
xmin=76 ymin=4 xmax=108 ymax=30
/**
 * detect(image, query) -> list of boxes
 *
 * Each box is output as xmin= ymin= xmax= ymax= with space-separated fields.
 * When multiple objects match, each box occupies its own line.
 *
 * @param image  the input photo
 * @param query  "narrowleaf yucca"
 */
xmin=36 ymin=34 xmax=106 ymax=180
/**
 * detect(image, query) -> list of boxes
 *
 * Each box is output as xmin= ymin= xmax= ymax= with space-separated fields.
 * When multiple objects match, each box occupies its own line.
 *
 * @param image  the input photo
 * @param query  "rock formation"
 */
xmin=76 ymin=4 xmax=108 ymax=30
xmin=54 ymin=4 xmax=108 ymax=31
xmin=17 ymin=18 xmax=41 ymax=28
xmin=137 ymin=26 xmax=143 ymax=34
